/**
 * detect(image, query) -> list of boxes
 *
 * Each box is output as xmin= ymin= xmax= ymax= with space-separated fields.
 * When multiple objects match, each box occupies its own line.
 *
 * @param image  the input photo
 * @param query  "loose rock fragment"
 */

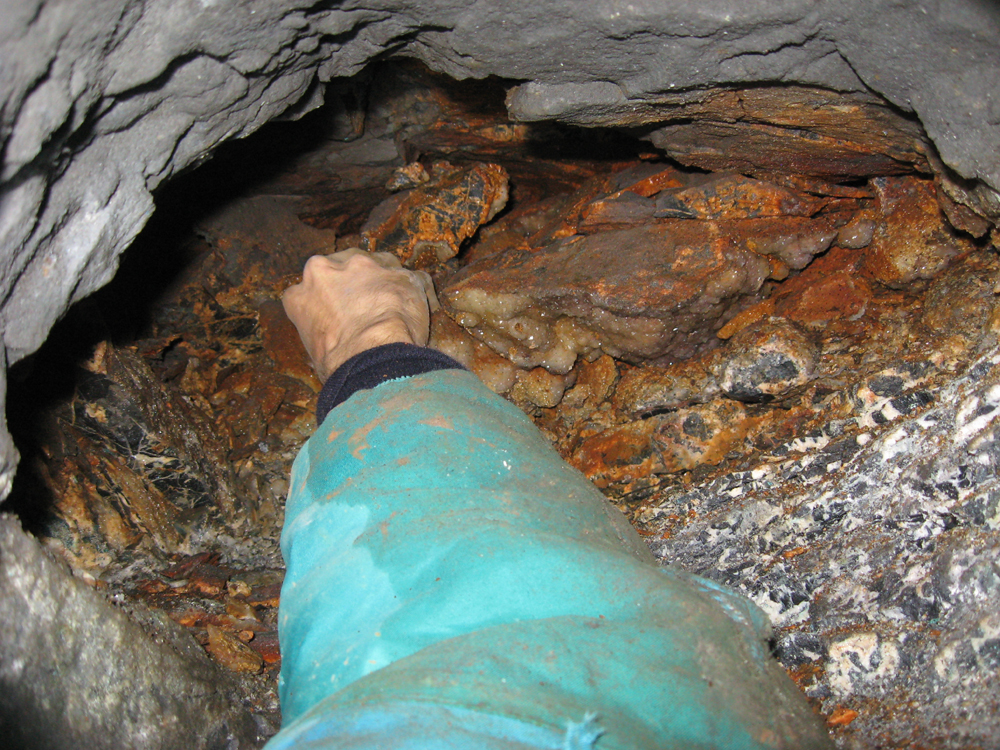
xmin=205 ymin=624 xmax=264 ymax=674
xmin=509 ymin=366 xmax=576 ymax=409
xmin=445 ymin=221 xmax=774 ymax=371
xmin=861 ymin=176 xmax=976 ymax=288
xmin=561 ymin=355 xmax=619 ymax=412
xmin=385 ymin=161 xmax=431 ymax=192
xmin=443 ymin=162 xmax=856 ymax=374
xmin=716 ymin=319 xmax=818 ymax=403
xmin=361 ymin=162 xmax=509 ymax=269
xmin=247 ymin=631 xmax=282 ymax=666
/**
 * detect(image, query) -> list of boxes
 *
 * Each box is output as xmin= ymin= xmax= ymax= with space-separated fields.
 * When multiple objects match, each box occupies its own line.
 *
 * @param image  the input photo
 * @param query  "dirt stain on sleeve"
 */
xmin=418 ymin=415 xmax=454 ymax=430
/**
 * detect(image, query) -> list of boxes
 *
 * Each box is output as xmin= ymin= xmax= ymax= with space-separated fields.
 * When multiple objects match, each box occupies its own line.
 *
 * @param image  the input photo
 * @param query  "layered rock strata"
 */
xmin=3 ymin=0 xmax=1000 ymax=489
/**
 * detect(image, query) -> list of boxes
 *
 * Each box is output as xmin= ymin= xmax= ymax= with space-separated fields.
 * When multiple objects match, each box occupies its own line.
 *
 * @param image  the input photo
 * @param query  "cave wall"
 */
xmin=1 ymin=0 xmax=999 ymax=492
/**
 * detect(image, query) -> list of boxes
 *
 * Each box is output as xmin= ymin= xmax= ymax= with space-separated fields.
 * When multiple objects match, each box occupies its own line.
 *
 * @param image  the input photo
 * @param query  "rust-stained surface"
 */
xmin=7 ymin=61 xmax=1000 ymax=749
xmin=438 ymin=162 xmax=869 ymax=376
xmin=638 ymin=86 xmax=931 ymax=181
xmin=361 ymin=161 xmax=509 ymax=269
xmin=861 ymin=176 xmax=977 ymax=288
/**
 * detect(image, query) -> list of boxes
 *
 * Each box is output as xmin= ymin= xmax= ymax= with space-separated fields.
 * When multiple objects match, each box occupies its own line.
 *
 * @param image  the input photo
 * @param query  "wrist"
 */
xmin=316 ymin=319 xmax=416 ymax=382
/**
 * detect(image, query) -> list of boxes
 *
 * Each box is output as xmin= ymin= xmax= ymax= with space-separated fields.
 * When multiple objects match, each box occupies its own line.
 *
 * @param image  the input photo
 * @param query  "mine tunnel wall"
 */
xmin=3 ymin=3 xmax=1000 ymax=750
xmin=2 ymin=0 xmax=1000 ymax=492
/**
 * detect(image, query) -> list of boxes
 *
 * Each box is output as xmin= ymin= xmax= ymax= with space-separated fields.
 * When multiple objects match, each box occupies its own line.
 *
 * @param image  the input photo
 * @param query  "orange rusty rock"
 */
xmin=444 ymin=220 xmax=775 ymax=371
xmin=570 ymin=399 xmax=751 ymax=493
xmin=561 ymin=355 xmax=619 ymax=411
xmin=247 ymin=631 xmax=282 ymax=665
xmin=170 ymin=609 xmax=207 ymax=628
xmin=641 ymin=86 xmax=929 ymax=181
xmin=578 ymin=192 xmax=657 ymax=232
xmin=613 ymin=165 xmax=685 ymax=198
xmin=654 ymin=173 xmax=837 ymax=221
xmin=386 ymin=161 xmax=431 ymax=192
xmin=773 ymin=245 xmax=874 ymax=326
xmin=570 ymin=419 xmax=665 ymax=492
xmin=651 ymin=400 xmax=751 ymax=471
xmin=361 ymin=163 xmax=509 ymax=269
xmin=576 ymin=165 xmax=687 ymax=231
xmin=258 ymin=299 xmax=321 ymax=390
xmin=202 ymin=610 xmax=266 ymax=634
xmin=787 ymin=661 xmax=823 ymax=690
xmin=205 ymin=624 xmax=263 ymax=673
xmin=827 ymin=707 xmax=860 ymax=727
xmin=136 ymin=578 xmax=171 ymax=595
xmin=247 ymin=581 xmax=282 ymax=609
xmin=521 ymin=172 xmax=622 ymax=248
xmin=861 ymin=176 xmax=976 ymax=289
xmin=767 ymin=257 xmax=790 ymax=281
xmin=188 ymin=562 xmax=230 ymax=597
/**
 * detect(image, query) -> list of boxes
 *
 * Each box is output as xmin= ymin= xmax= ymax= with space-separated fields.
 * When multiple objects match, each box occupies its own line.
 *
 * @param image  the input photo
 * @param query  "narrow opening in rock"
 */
xmin=6 ymin=59 xmax=1000 ymax=749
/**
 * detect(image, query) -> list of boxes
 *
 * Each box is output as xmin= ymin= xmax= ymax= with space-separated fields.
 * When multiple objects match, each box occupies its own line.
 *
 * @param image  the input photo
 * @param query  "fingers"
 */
xmin=281 ymin=250 xmax=434 ymax=381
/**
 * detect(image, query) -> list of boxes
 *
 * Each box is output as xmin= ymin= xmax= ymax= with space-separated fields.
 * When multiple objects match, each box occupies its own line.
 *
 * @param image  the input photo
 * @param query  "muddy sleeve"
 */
xmin=265 ymin=369 xmax=833 ymax=750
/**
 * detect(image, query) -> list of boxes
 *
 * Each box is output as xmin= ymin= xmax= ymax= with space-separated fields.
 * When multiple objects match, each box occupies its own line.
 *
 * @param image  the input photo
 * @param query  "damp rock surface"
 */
xmin=4 ymin=54 xmax=1000 ymax=750
xmin=441 ymin=165 xmax=855 ymax=375
xmin=3 ymin=0 xmax=1000 ymax=490
xmin=0 ymin=515 xmax=269 ymax=750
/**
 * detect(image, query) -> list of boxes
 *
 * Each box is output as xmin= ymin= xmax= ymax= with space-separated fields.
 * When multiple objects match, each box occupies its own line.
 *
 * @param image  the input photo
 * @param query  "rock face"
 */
xmin=0 ymin=515 xmax=266 ymax=749
xmin=4 ymin=3 xmax=1000 ymax=749
xmin=2 ymin=0 xmax=1000 ymax=492
xmin=440 ymin=164 xmax=858 ymax=374
xmin=2 ymin=47 xmax=1000 ymax=749
xmin=645 ymin=342 xmax=1000 ymax=749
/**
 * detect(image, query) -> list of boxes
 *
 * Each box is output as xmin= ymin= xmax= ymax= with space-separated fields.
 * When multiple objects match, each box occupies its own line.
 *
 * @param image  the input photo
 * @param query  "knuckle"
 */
xmin=302 ymin=255 xmax=329 ymax=277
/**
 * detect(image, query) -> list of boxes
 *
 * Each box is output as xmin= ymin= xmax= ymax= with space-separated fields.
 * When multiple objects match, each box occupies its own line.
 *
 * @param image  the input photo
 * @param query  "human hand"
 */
xmin=282 ymin=249 xmax=434 ymax=382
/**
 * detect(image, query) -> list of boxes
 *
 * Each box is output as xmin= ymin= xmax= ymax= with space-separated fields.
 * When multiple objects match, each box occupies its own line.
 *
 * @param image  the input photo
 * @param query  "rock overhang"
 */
xmin=1 ymin=0 xmax=999 ymax=489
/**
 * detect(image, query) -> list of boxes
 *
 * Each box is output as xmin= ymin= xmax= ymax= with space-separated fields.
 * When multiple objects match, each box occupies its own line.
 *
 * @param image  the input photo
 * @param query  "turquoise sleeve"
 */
xmin=265 ymin=370 xmax=831 ymax=750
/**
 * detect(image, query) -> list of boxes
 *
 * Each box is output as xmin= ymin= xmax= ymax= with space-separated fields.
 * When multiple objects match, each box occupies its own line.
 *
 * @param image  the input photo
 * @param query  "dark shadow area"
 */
xmin=2 ymin=97 xmax=360 ymax=531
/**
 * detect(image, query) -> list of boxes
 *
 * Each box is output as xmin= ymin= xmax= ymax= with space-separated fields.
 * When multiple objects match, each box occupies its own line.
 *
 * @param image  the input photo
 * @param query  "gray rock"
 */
xmin=0 ymin=514 xmax=267 ymax=749
xmin=2 ymin=0 xmax=1000 ymax=493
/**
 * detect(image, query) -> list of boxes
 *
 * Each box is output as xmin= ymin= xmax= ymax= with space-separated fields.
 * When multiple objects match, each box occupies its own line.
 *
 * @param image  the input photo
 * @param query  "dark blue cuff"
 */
xmin=316 ymin=343 xmax=467 ymax=424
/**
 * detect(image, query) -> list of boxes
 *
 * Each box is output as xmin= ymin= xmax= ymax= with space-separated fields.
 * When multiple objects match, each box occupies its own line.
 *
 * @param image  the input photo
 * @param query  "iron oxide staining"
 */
xmin=11 ymin=63 xmax=1000 ymax=748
